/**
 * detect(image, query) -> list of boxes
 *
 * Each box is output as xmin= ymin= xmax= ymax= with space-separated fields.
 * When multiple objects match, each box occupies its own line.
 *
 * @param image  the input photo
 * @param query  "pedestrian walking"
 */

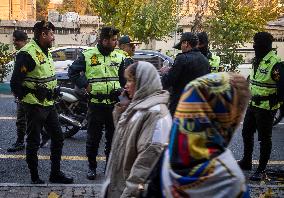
xmin=160 ymin=32 xmax=210 ymax=115
xmin=161 ymin=72 xmax=250 ymax=198
xmin=10 ymin=21 xmax=73 ymax=184
xmin=102 ymin=61 xmax=172 ymax=197
xmin=197 ymin=32 xmax=222 ymax=73
xmin=68 ymin=27 xmax=125 ymax=180
xmin=8 ymin=30 xmax=50 ymax=152
xmin=238 ymin=32 xmax=284 ymax=181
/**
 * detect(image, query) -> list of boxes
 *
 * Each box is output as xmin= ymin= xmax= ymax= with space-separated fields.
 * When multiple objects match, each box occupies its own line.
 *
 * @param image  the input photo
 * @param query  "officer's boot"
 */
xmin=86 ymin=143 xmax=98 ymax=180
xmin=49 ymin=151 xmax=73 ymax=184
xmin=30 ymin=169 xmax=45 ymax=184
xmin=250 ymin=140 xmax=272 ymax=181
xmin=26 ymin=153 xmax=44 ymax=184
xmin=87 ymin=158 xmax=97 ymax=180
xmin=238 ymin=136 xmax=254 ymax=171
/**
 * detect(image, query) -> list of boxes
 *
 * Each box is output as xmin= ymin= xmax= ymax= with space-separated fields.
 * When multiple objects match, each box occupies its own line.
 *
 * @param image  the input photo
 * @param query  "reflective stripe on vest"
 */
xmin=20 ymin=39 xmax=57 ymax=106
xmin=84 ymin=47 xmax=125 ymax=104
xmin=24 ymin=75 xmax=57 ymax=83
xmin=88 ymin=77 xmax=119 ymax=83
xmin=250 ymin=50 xmax=281 ymax=110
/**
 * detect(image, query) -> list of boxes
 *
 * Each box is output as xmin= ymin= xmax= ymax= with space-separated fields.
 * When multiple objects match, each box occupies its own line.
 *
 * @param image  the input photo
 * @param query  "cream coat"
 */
xmin=102 ymin=62 xmax=172 ymax=198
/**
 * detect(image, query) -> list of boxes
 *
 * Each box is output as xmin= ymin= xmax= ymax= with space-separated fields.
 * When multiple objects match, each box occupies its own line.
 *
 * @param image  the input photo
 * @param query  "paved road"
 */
xmin=0 ymin=93 xmax=284 ymax=197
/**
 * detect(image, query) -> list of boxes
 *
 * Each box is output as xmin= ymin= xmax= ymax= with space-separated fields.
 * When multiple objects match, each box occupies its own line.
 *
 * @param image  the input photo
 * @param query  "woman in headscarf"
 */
xmin=102 ymin=61 xmax=172 ymax=198
xmin=161 ymin=72 xmax=251 ymax=198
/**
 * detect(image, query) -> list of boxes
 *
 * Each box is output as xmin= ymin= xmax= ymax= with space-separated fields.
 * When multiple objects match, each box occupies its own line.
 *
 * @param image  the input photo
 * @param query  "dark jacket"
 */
xmin=118 ymin=57 xmax=134 ymax=88
xmin=162 ymin=48 xmax=210 ymax=115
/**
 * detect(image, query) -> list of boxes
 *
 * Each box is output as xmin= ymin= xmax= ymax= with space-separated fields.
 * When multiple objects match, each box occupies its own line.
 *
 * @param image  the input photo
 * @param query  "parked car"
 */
xmin=51 ymin=46 xmax=174 ymax=87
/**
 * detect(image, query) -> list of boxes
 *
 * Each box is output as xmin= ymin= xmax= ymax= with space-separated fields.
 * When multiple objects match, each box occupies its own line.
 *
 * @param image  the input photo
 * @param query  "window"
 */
xmin=133 ymin=54 xmax=164 ymax=70
xmin=51 ymin=48 xmax=77 ymax=61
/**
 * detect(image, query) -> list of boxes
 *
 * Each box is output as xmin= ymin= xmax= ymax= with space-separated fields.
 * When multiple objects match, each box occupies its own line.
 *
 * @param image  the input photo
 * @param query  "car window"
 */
xmin=65 ymin=48 xmax=76 ymax=60
xmin=52 ymin=50 xmax=66 ymax=61
xmin=133 ymin=54 xmax=164 ymax=70
xmin=51 ymin=48 xmax=77 ymax=61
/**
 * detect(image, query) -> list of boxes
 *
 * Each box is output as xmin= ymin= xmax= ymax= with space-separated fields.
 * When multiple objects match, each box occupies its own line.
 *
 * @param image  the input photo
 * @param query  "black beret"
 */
xmin=33 ymin=20 xmax=55 ymax=32
xmin=254 ymin=32 xmax=273 ymax=46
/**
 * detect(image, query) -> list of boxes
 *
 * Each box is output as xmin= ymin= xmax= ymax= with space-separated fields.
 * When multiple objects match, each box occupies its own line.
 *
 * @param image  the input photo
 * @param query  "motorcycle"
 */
xmin=55 ymin=87 xmax=88 ymax=138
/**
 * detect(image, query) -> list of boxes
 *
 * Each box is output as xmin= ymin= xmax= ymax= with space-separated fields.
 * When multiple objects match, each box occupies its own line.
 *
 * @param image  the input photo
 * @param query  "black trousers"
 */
xmin=15 ymin=102 xmax=27 ymax=143
xmin=23 ymin=103 xmax=64 ymax=178
xmin=241 ymin=105 xmax=276 ymax=171
xmin=86 ymin=103 xmax=115 ymax=170
xmin=16 ymin=102 xmax=50 ymax=143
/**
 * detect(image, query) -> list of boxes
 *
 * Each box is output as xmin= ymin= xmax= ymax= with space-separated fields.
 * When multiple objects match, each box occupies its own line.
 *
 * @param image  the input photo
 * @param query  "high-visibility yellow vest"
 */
xmin=84 ymin=47 xmax=125 ymax=104
xmin=20 ymin=39 xmax=57 ymax=106
xmin=250 ymin=51 xmax=281 ymax=110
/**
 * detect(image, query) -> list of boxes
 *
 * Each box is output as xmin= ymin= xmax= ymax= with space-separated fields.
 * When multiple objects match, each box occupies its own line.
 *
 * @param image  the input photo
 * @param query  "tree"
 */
xmin=90 ymin=0 xmax=177 ymax=45
xmin=36 ymin=0 xmax=50 ymax=20
xmin=58 ymin=0 xmax=96 ymax=15
xmin=0 ymin=43 xmax=13 ymax=82
xmin=181 ymin=0 xmax=214 ymax=32
xmin=204 ymin=0 xmax=283 ymax=71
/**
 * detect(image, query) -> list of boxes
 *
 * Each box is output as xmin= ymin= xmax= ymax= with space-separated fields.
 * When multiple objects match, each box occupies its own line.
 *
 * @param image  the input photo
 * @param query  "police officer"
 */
xmin=10 ymin=21 xmax=73 ymax=184
xmin=68 ymin=27 xmax=125 ymax=180
xmin=8 ymin=30 xmax=50 ymax=152
xmin=117 ymin=35 xmax=141 ymax=87
xmin=160 ymin=32 xmax=210 ymax=115
xmin=197 ymin=32 xmax=222 ymax=73
xmin=238 ymin=32 xmax=284 ymax=181
xmin=7 ymin=30 xmax=28 ymax=152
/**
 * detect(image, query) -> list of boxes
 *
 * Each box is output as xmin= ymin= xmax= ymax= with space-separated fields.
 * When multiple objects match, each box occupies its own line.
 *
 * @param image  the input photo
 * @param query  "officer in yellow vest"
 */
xmin=10 ymin=21 xmax=73 ymax=184
xmin=238 ymin=32 xmax=284 ymax=181
xmin=197 ymin=32 xmax=222 ymax=73
xmin=117 ymin=35 xmax=141 ymax=87
xmin=8 ymin=30 xmax=50 ymax=152
xmin=68 ymin=27 xmax=125 ymax=180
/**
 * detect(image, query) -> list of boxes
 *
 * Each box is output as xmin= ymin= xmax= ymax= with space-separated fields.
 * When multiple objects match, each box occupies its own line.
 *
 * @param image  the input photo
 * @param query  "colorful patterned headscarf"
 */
xmin=169 ymin=72 xmax=250 ymax=177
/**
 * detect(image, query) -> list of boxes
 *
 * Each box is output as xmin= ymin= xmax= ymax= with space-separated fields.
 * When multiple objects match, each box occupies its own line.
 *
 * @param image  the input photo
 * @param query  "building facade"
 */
xmin=0 ymin=0 xmax=36 ymax=21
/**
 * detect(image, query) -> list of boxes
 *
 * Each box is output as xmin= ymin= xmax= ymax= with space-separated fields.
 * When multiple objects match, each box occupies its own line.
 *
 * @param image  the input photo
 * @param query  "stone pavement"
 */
xmin=0 ymin=183 xmax=284 ymax=198
xmin=0 ymin=184 xmax=102 ymax=198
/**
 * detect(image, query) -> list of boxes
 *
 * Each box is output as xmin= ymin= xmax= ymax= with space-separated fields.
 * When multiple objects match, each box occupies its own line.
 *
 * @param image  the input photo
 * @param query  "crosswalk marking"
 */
xmin=0 ymin=116 xmax=17 ymax=120
xmin=0 ymin=154 xmax=106 ymax=161
xmin=0 ymin=154 xmax=283 ymax=165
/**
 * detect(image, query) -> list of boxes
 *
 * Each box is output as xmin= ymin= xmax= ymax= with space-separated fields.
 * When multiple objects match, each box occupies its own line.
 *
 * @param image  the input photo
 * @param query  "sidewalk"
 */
xmin=0 ymin=183 xmax=283 ymax=198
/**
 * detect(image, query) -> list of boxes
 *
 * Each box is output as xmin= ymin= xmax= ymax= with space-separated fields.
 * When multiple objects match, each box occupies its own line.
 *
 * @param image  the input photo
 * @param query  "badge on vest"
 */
xmin=91 ymin=55 xmax=100 ymax=66
xmin=36 ymin=51 xmax=46 ymax=65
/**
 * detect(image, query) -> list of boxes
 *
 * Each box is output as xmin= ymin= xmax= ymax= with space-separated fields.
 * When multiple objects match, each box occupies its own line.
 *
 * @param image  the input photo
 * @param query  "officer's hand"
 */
xmin=86 ymin=84 xmax=92 ymax=93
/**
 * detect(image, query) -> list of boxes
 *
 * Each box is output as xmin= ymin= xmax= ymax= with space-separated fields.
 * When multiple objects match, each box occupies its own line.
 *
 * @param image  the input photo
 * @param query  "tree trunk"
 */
xmin=144 ymin=39 xmax=156 ymax=50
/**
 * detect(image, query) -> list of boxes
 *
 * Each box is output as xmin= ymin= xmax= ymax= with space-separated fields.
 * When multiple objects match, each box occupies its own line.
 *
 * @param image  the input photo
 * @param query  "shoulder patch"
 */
xmin=20 ymin=65 xmax=27 ymax=73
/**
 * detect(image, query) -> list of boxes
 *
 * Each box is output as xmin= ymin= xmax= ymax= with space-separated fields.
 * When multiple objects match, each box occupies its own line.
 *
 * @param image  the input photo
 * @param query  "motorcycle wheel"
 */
xmin=62 ymin=125 xmax=80 ymax=138
xmin=273 ymin=108 xmax=282 ymax=126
